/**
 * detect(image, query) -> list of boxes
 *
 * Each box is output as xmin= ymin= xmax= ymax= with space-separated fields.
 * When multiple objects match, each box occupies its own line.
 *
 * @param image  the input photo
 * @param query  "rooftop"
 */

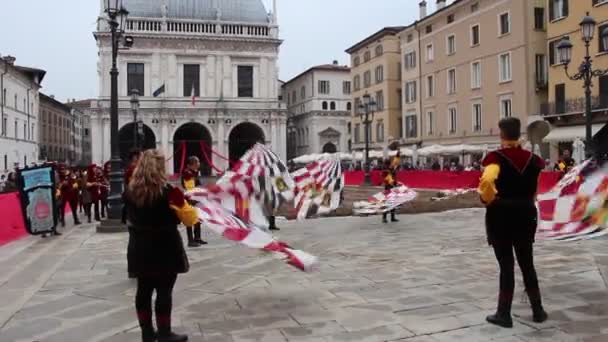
xmin=283 ymin=62 xmax=350 ymax=86
xmin=345 ymin=26 xmax=406 ymax=54
xmin=122 ymin=0 xmax=270 ymax=23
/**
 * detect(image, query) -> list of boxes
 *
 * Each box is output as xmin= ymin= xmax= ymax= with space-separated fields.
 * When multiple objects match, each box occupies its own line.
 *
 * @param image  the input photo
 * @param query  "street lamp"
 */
xmin=98 ymin=0 xmax=131 ymax=232
xmin=357 ymin=92 xmax=376 ymax=186
xmin=130 ymin=89 xmax=140 ymax=149
xmin=556 ymin=12 xmax=608 ymax=159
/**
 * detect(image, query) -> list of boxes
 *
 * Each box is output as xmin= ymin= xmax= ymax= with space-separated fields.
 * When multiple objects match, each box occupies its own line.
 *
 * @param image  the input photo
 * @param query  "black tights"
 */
xmin=135 ymin=274 xmax=178 ymax=334
xmin=492 ymin=239 xmax=541 ymax=310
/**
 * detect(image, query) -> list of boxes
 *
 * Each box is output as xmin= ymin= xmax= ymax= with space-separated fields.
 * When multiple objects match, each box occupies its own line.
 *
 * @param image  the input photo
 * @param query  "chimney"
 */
xmin=437 ymin=0 xmax=446 ymax=10
xmin=3 ymin=55 xmax=16 ymax=66
xmin=419 ymin=1 xmax=427 ymax=18
xmin=332 ymin=60 xmax=338 ymax=65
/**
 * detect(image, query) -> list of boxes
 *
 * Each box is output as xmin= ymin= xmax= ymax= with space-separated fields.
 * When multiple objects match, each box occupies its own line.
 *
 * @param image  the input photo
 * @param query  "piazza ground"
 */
xmin=1 ymin=209 xmax=608 ymax=342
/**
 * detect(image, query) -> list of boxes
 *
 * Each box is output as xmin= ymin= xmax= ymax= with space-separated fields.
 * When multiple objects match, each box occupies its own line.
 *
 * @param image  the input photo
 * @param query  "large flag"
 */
xmin=153 ymin=84 xmax=165 ymax=97
xmin=537 ymin=160 xmax=608 ymax=241
xmin=353 ymin=185 xmax=418 ymax=215
xmin=292 ymin=157 xmax=344 ymax=220
xmin=219 ymin=143 xmax=295 ymax=212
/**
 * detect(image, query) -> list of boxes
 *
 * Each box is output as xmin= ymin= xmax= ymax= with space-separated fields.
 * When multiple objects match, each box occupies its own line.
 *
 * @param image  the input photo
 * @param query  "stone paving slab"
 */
xmin=1 ymin=209 xmax=608 ymax=341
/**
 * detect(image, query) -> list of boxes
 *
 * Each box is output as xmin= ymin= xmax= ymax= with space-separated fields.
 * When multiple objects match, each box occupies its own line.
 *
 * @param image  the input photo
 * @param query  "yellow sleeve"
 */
xmin=478 ymin=164 xmax=500 ymax=205
xmin=559 ymin=162 xmax=566 ymax=171
xmin=170 ymin=201 xmax=199 ymax=227
xmin=183 ymin=179 xmax=195 ymax=191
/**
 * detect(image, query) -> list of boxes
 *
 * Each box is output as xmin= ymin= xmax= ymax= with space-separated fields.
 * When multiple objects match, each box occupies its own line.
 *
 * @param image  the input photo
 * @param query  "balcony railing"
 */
xmin=540 ymin=96 xmax=608 ymax=116
xmin=125 ymin=18 xmax=271 ymax=38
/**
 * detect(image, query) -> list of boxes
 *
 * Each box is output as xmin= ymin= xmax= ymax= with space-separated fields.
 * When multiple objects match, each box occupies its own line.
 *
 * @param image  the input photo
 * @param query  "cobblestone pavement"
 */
xmin=2 ymin=209 xmax=608 ymax=342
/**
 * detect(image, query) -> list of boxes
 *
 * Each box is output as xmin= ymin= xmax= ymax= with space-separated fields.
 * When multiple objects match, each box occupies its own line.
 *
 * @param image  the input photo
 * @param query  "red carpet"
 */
xmin=0 ymin=192 xmax=27 ymax=247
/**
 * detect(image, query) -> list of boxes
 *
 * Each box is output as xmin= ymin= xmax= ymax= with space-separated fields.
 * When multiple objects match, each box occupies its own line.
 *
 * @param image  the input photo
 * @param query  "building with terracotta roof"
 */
xmin=283 ymin=61 xmax=352 ymax=159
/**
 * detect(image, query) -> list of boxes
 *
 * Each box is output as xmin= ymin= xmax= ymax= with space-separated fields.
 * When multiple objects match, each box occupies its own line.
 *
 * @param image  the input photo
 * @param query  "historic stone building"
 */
xmin=39 ymin=94 xmax=75 ymax=163
xmin=283 ymin=61 xmax=352 ymax=159
xmin=92 ymin=0 xmax=285 ymax=175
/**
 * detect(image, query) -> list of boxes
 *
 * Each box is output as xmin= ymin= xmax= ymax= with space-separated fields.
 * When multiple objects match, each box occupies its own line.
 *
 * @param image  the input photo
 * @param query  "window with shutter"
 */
xmin=599 ymin=24 xmax=608 ymax=52
xmin=599 ymin=75 xmax=608 ymax=108
xmin=555 ymin=83 xmax=566 ymax=114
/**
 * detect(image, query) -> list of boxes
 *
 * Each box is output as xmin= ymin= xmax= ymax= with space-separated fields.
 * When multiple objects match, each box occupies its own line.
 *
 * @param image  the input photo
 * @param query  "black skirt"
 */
xmin=127 ymin=225 xmax=189 ymax=276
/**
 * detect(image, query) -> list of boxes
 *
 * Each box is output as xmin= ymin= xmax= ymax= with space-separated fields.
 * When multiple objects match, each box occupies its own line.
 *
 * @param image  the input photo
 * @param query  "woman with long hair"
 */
xmin=124 ymin=149 xmax=198 ymax=342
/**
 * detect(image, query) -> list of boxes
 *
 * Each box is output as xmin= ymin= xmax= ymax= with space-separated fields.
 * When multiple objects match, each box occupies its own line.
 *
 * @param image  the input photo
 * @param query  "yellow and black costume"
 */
xmin=181 ymin=167 xmax=207 ymax=247
xmin=382 ymin=154 xmax=400 ymax=223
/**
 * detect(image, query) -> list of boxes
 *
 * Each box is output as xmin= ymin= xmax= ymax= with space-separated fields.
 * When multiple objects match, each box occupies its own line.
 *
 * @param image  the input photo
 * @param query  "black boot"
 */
xmin=486 ymin=292 xmax=513 ymax=328
xmin=157 ymin=331 xmax=188 ymax=342
xmin=141 ymin=327 xmax=156 ymax=342
xmin=391 ymin=211 xmax=399 ymax=222
xmin=194 ymin=224 xmax=207 ymax=245
xmin=528 ymin=289 xmax=548 ymax=323
xmin=268 ymin=216 xmax=280 ymax=231
xmin=382 ymin=213 xmax=388 ymax=223
xmin=157 ymin=314 xmax=188 ymax=342
xmin=186 ymin=228 xmax=200 ymax=248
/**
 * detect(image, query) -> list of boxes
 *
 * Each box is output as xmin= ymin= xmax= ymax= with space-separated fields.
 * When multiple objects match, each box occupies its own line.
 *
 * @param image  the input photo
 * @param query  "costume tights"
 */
xmin=135 ymin=274 xmax=178 ymax=334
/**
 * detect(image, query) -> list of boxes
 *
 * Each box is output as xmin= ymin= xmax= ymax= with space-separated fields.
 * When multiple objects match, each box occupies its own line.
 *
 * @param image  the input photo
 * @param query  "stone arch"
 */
xmin=173 ymin=122 xmax=213 ymax=176
xmin=118 ymin=122 xmax=157 ymax=162
xmin=330 ymin=101 xmax=336 ymax=110
xmin=322 ymin=142 xmax=337 ymax=153
xmin=322 ymin=101 xmax=328 ymax=110
xmin=228 ymin=122 xmax=265 ymax=164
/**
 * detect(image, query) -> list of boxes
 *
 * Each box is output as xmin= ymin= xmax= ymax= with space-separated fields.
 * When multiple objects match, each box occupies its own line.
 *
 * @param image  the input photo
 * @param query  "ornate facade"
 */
xmin=92 ymin=0 xmax=285 ymax=174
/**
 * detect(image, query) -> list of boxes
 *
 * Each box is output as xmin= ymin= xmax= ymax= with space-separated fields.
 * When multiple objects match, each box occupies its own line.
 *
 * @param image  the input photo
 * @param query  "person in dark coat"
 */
xmin=478 ymin=117 xmax=548 ymax=328
xmin=124 ymin=149 xmax=197 ymax=342
xmin=58 ymin=169 xmax=81 ymax=227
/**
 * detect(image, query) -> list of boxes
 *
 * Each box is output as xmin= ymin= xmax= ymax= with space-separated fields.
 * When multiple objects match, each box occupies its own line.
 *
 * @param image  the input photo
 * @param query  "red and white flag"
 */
xmin=292 ymin=157 xmax=344 ymax=220
xmin=353 ymin=185 xmax=418 ymax=215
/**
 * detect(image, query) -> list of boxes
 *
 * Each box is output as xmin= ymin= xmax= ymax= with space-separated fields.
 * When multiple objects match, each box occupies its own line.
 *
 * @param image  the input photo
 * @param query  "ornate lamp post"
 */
xmin=357 ymin=93 xmax=376 ymax=186
xmin=130 ymin=89 xmax=140 ymax=149
xmin=98 ymin=0 xmax=132 ymax=232
xmin=556 ymin=12 xmax=608 ymax=159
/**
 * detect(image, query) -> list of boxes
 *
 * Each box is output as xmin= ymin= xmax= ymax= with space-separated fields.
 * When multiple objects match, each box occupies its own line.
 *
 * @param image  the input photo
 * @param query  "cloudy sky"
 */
xmin=0 ymin=0 xmax=446 ymax=102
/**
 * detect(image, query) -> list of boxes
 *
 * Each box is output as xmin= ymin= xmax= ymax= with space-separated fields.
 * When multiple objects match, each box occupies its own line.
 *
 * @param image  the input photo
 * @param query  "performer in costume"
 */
xmin=87 ymin=164 xmax=102 ymax=221
xmin=43 ymin=167 xmax=64 ymax=238
xmin=58 ymin=168 xmax=81 ymax=227
xmin=181 ymin=156 xmax=207 ymax=247
xmin=554 ymin=149 xmax=576 ymax=174
xmin=382 ymin=151 xmax=401 ymax=223
xmin=478 ymin=117 xmax=548 ymax=328
xmin=100 ymin=162 xmax=111 ymax=218
xmin=79 ymin=170 xmax=93 ymax=223
xmin=124 ymin=150 xmax=195 ymax=342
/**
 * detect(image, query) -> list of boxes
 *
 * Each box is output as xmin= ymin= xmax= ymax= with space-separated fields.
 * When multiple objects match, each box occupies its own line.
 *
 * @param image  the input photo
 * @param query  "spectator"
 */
xmin=3 ymin=172 xmax=19 ymax=193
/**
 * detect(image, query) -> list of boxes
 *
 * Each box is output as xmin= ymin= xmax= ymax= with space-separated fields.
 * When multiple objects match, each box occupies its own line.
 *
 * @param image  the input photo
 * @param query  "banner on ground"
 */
xmin=16 ymin=165 xmax=58 ymax=235
xmin=292 ymin=158 xmax=344 ymax=220
xmin=353 ymin=185 xmax=418 ymax=215
xmin=537 ymin=160 xmax=608 ymax=241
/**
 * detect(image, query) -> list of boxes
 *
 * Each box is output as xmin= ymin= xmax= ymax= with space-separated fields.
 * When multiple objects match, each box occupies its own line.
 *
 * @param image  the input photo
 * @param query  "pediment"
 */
xmin=318 ymin=127 xmax=341 ymax=137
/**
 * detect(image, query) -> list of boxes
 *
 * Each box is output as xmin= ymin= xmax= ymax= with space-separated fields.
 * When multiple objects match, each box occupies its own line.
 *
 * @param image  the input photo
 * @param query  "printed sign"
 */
xmin=17 ymin=165 xmax=58 ymax=235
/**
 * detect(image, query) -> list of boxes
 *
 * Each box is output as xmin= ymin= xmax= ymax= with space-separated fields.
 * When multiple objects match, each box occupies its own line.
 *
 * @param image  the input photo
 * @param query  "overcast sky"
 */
xmin=0 ymin=1 xmax=447 ymax=102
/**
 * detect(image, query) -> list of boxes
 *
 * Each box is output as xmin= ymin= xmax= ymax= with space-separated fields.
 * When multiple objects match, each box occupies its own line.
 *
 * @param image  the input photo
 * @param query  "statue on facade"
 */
xmin=160 ymin=1 xmax=168 ymax=18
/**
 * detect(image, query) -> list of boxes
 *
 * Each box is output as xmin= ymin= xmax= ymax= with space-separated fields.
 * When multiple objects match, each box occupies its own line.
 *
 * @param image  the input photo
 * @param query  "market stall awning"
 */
xmin=543 ymin=124 xmax=605 ymax=143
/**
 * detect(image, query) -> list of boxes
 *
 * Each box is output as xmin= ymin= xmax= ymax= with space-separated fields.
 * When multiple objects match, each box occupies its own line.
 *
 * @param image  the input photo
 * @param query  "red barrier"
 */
xmin=0 ymin=192 xmax=27 ymax=247
xmin=343 ymin=170 xmax=562 ymax=193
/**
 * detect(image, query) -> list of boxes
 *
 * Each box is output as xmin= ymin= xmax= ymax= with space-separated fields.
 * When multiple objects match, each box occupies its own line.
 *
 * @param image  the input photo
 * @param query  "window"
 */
xmin=376 ymin=121 xmax=385 ymax=142
xmin=375 ymin=66 xmax=384 ymax=83
xmin=375 ymin=91 xmax=384 ymax=111
xmin=448 ymin=107 xmax=457 ymax=134
xmin=292 ymin=90 xmax=297 ymax=103
xmin=347 ymin=102 xmax=352 ymax=111
xmin=549 ymin=0 xmax=568 ymax=21
xmin=555 ymin=83 xmax=566 ymax=114
xmin=14 ymin=94 xmax=17 ymax=108
xmin=354 ymin=56 xmax=360 ymax=66
xmin=301 ymin=86 xmax=306 ymax=99
xmin=364 ymin=51 xmax=371 ymax=62
xmin=471 ymin=25 xmax=480 ymax=46
xmin=600 ymin=24 xmax=608 ymax=52
xmin=318 ymin=81 xmax=330 ymax=95
xmin=407 ymin=34 xmax=414 ymax=43
xmin=363 ymin=71 xmax=371 ymax=87
xmin=471 ymin=61 xmax=481 ymax=89
xmin=535 ymin=54 xmax=547 ymax=86
xmin=398 ymin=117 xmax=403 ymax=138
xmin=397 ymin=88 xmax=402 ymax=109
xmin=343 ymin=81 xmax=351 ymax=94
xmin=447 ymin=35 xmax=456 ymax=55
xmin=322 ymin=101 xmax=328 ymax=110
xmin=23 ymin=123 xmax=26 ymax=140
xmin=347 ymin=122 xmax=352 ymax=134
xmin=354 ymin=124 xmax=361 ymax=143
xmin=499 ymin=53 xmax=512 ymax=82
xmin=471 ymin=3 xmax=479 ymax=12
xmin=354 ymin=75 xmax=361 ymax=91
xmin=405 ymin=115 xmax=417 ymax=138
xmin=330 ymin=101 xmax=336 ymax=110
xmin=2 ymin=117 xmax=6 ymax=136
xmin=127 ymin=63 xmax=145 ymax=95
xmin=397 ymin=63 xmax=402 ymax=80
xmin=2 ymin=89 xmax=5 ymax=106
xmin=447 ymin=68 xmax=456 ymax=94
xmin=14 ymin=120 xmax=17 ymax=139
xmin=183 ymin=64 xmax=200 ymax=97
xmin=549 ymin=37 xmax=568 ymax=65
xmin=534 ymin=8 xmax=545 ymax=30
xmin=404 ymin=51 xmax=417 ymax=69
xmin=599 ymin=75 xmax=608 ymax=107
xmin=405 ymin=81 xmax=417 ymax=103
xmin=426 ymin=44 xmax=434 ymax=62
xmin=499 ymin=12 xmax=510 ymax=35
xmin=375 ymin=45 xmax=383 ymax=57
xmin=426 ymin=25 xmax=433 ymax=34
xmin=500 ymin=97 xmax=513 ymax=118
xmin=427 ymin=75 xmax=434 ymax=97
xmin=447 ymin=14 xmax=455 ymax=24
xmin=354 ymin=97 xmax=361 ymax=113
xmin=426 ymin=112 xmax=435 ymax=135
xmin=473 ymin=103 xmax=482 ymax=132
xmin=237 ymin=65 xmax=254 ymax=97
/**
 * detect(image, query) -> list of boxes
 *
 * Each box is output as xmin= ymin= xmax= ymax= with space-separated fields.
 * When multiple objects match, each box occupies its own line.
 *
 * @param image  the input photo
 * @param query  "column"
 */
xmin=216 ymin=121 xmax=227 ymax=172
xmin=278 ymin=118 xmax=287 ymax=161
xmin=91 ymin=114 xmax=103 ymax=165
xmin=270 ymin=117 xmax=277 ymax=153
xmin=161 ymin=120 xmax=170 ymax=173
xmin=103 ymin=117 xmax=111 ymax=163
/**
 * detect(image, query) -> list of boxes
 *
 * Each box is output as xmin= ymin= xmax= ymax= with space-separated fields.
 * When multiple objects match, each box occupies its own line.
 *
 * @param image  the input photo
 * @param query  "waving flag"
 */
xmin=353 ymin=185 xmax=418 ymax=215
xmin=292 ymin=157 xmax=344 ymax=220
xmin=219 ymin=143 xmax=295 ymax=211
xmin=537 ymin=160 xmax=608 ymax=241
